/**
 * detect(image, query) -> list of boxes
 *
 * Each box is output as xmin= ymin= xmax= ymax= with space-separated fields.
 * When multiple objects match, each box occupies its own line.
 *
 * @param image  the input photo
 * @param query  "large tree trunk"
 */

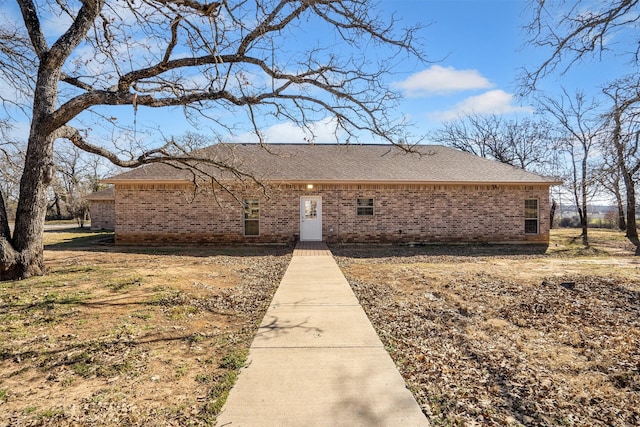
xmin=618 ymin=204 xmax=627 ymax=231
xmin=1 ymin=135 xmax=54 ymax=279
xmin=580 ymin=155 xmax=589 ymax=245
xmin=10 ymin=137 xmax=53 ymax=279
xmin=0 ymin=188 xmax=41 ymax=280
xmin=613 ymin=120 xmax=638 ymax=240
xmin=608 ymin=92 xmax=639 ymax=244
xmin=0 ymin=190 xmax=18 ymax=280
xmin=0 ymin=62 xmax=59 ymax=280
xmin=624 ymin=176 xmax=638 ymax=240
xmin=549 ymin=199 xmax=557 ymax=229
xmin=615 ymin=187 xmax=627 ymax=231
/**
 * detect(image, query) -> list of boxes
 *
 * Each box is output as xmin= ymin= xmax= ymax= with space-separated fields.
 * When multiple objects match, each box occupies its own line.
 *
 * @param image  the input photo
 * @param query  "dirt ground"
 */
xmin=333 ymin=229 xmax=640 ymax=426
xmin=1 ymin=228 xmax=639 ymax=426
xmin=0 ymin=229 xmax=291 ymax=426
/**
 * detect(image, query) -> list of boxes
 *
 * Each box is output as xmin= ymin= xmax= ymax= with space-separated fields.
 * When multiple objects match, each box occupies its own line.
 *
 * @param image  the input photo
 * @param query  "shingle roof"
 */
xmin=104 ymin=143 xmax=559 ymax=185
xmin=85 ymin=187 xmax=115 ymax=200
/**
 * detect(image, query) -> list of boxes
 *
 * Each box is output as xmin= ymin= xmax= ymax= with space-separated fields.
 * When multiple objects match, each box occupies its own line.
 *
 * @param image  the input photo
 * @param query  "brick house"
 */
xmin=99 ymin=143 xmax=559 ymax=245
xmin=86 ymin=187 xmax=115 ymax=230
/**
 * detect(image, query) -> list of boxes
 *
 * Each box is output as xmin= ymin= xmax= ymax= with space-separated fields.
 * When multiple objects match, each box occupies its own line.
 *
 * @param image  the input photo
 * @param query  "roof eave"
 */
xmin=102 ymin=178 xmax=193 ymax=185
xmin=283 ymin=179 xmax=562 ymax=186
xmin=104 ymin=178 xmax=562 ymax=186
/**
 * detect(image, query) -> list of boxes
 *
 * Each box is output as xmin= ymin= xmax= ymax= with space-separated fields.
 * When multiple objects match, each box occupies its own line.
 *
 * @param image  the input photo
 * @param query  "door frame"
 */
xmin=299 ymin=196 xmax=323 ymax=241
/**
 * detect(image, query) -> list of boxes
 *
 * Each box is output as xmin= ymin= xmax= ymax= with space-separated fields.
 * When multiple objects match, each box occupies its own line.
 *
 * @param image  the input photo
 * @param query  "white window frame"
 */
xmin=524 ymin=199 xmax=539 ymax=234
xmin=356 ymin=198 xmax=374 ymax=216
xmin=243 ymin=199 xmax=260 ymax=236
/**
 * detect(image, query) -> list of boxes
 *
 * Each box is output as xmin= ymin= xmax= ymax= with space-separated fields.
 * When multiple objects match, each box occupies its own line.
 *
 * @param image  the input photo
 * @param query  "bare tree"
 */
xmin=603 ymin=77 xmax=640 ymax=240
xmin=524 ymin=1 xmax=640 ymax=244
xmin=538 ymin=89 xmax=604 ymax=245
xmin=431 ymin=114 xmax=500 ymax=159
xmin=0 ymin=123 xmax=25 ymax=223
xmin=522 ymin=0 xmax=640 ymax=93
xmin=52 ymin=142 xmax=107 ymax=226
xmin=596 ymin=151 xmax=627 ymax=231
xmin=431 ymin=113 xmax=554 ymax=173
xmin=0 ymin=0 xmax=424 ymax=280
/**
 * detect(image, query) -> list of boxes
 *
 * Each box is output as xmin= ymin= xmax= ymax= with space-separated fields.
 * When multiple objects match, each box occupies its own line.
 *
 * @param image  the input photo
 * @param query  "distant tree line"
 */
xmin=433 ymin=0 xmax=640 ymax=248
xmin=431 ymin=88 xmax=640 ymax=245
xmin=1 ymin=133 xmax=113 ymax=227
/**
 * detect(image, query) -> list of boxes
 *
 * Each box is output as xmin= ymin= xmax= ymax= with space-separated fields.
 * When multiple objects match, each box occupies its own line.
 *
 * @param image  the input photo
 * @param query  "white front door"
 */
xmin=300 ymin=196 xmax=322 ymax=241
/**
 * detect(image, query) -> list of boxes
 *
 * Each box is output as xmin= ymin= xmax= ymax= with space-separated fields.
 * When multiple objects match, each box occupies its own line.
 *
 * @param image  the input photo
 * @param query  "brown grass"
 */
xmin=0 ymin=228 xmax=291 ymax=426
xmin=333 ymin=229 xmax=640 ymax=426
xmin=2 ymin=227 xmax=638 ymax=426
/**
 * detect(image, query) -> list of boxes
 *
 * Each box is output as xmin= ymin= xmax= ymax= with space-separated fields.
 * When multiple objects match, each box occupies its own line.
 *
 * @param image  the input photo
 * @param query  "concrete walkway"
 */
xmin=217 ymin=242 xmax=429 ymax=427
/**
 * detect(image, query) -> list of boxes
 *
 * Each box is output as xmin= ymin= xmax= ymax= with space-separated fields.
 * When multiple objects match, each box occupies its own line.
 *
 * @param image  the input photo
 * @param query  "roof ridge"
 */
xmin=104 ymin=143 xmax=560 ymax=185
xmin=212 ymin=141 xmax=445 ymax=147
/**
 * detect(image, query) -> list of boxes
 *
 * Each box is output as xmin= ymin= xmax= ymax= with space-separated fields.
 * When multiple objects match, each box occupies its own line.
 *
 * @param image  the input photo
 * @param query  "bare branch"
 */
xmin=522 ymin=0 xmax=640 ymax=93
xmin=1 ymin=0 xmax=425 ymax=277
xmin=46 ymin=0 xmax=106 ymax=69
xmin=431 ymin=113 xmax=554 ymax=173
xmin=57 ymin=126 xmax=270 ymax=193
xmin=16 ymin=0 xmax=49 ymax=59
xmin=155 ymin=0 xmax=222 ymax=16
xmin=60 ymin=73 xmax=97 ymax=92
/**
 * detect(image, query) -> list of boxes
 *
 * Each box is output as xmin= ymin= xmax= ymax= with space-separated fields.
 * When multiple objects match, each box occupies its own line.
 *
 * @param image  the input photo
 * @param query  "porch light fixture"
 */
xmin=306 ymin=184 xmax=314 ymax=189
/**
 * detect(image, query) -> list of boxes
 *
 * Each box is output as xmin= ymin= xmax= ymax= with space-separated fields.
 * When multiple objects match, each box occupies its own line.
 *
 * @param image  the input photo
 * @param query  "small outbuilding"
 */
xmin=101 ymin=143 xmax=560 ymax=245
xmin=86 ymin=187 xmax=115 ymax=231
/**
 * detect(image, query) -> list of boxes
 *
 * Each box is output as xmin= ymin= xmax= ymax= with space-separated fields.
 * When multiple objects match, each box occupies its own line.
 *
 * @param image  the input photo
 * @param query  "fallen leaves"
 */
xmin=0 ymin=245 xmax=291 ymax=426
xmin=335 ymin=248 xmax=640 ymax=426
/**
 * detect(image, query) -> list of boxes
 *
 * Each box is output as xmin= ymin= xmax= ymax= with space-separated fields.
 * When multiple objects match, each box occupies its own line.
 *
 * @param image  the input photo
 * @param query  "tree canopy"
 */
xmin=0 ymin=0 xmax=425 ymax=279
xmin=1 ymin=0 xmax=423 ymax=156
xmin=523 ymin=0 xmax=640 ymax=92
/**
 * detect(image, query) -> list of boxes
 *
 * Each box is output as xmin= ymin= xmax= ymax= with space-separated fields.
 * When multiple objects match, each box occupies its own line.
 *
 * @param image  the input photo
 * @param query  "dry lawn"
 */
xmin=333 ymin=229 xmax=640 ymax=426
xmin=2 ymin=227 xmax=639 ymax=426
xmin=0 ymin=228 xmax=291 ymax=426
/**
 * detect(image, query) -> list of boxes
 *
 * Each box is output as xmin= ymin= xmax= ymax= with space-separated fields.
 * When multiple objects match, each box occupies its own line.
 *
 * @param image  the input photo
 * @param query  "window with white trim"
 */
xmin=244 ymin=199 xmax=259 ymax=236
xmin=524 ymin=199 xmax=539 ymax=234
xmin=356 ymin=198 xmax=374 ymax=216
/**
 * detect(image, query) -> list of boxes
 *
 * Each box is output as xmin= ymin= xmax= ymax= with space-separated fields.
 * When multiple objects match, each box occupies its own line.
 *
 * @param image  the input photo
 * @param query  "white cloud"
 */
xmin=428 ymin=90 xmax=534 ymax=121
xmin=231 ymin=117 xmax=343 ymax=144
xmin=393 ymin=65 xmax=493 ymax=97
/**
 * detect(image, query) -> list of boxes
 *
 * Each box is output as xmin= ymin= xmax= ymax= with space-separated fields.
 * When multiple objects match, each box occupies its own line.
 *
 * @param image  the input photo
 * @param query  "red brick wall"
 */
xmin=89 ymin=200 xmax=115 ymax=230
xmin=113 ymin=183 xmax=551 ymax=245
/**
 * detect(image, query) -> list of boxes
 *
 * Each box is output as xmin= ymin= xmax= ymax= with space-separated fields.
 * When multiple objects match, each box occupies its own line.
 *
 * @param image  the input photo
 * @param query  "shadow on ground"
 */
xmin=329 ymin=242 xmax=549 ymax=258
xmin=44 ymin=227 xmax=293 ymax=257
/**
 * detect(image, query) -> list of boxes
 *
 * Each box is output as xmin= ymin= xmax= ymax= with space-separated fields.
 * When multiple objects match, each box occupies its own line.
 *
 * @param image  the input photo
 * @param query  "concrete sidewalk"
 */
xmin=217 ymin=242 xmax=429 ymax=427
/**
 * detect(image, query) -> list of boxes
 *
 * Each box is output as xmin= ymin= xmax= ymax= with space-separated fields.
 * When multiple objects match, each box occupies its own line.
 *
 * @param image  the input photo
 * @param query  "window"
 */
xmin=304 ymin=199 xmax=317 ymax=220
xmin=524 ymin=199 xmax=538 ymax=234
xmin=244 ymin=199 xmax=259 ymax=236
xmin=356 ymin=198 xmax=374 ymax=216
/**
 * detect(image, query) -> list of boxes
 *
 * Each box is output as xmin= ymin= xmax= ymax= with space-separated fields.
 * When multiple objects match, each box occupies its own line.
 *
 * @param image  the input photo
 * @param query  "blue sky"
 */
xmin=390 ymin=0 xmax=537 ymax=126
xmin=176 ymin=0 xmax=629 ymax=143
xmin=384 ymin=0 xmax=625 ymax=132
xmin=235 ymin=0 xmax=629 ymax=143
xmin=1 ymin=0 xmax=632 ymax=145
